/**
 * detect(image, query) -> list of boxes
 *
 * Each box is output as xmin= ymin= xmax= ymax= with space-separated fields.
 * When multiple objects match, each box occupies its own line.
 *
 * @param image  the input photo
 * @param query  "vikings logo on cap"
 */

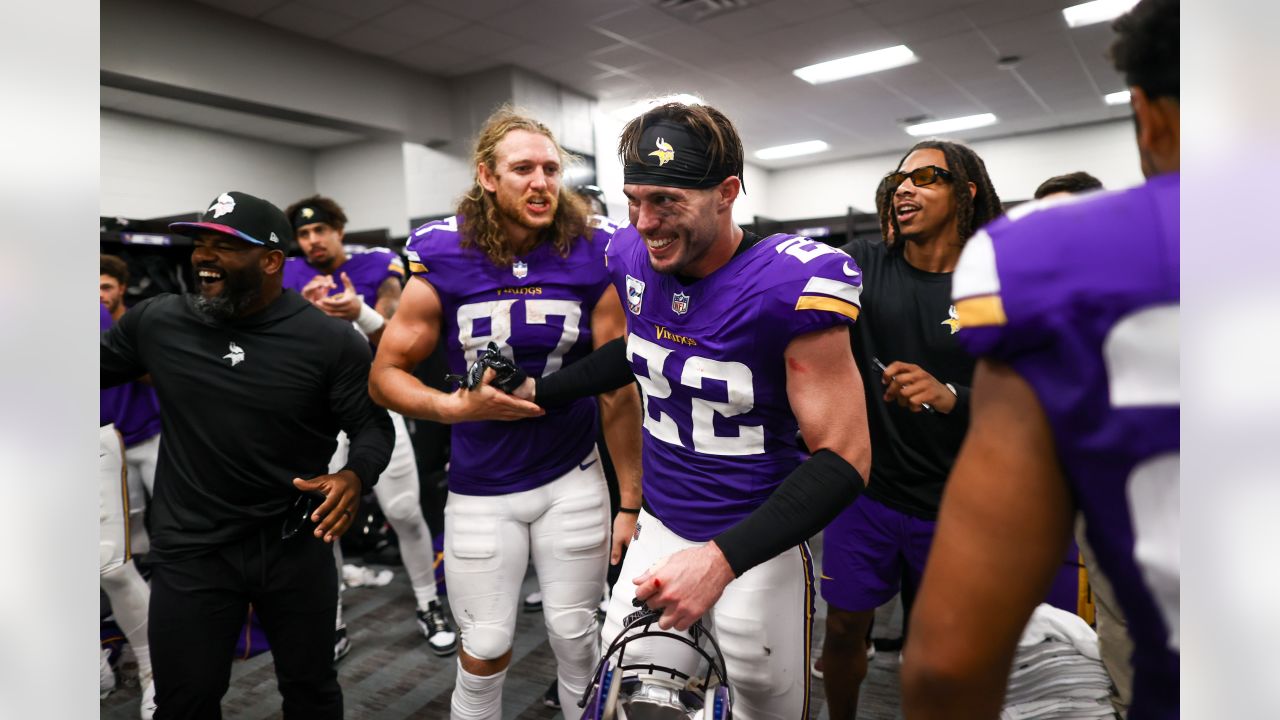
xmin=648 ymin=138 xmax=674 ymax=166
xmin=209 ymin=193 xmax=236 ymax=218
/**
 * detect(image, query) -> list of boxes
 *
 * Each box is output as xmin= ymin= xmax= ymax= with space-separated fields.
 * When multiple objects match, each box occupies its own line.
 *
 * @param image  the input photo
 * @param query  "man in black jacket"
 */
xmin=101 ymin=191 xmax=394 ymax=719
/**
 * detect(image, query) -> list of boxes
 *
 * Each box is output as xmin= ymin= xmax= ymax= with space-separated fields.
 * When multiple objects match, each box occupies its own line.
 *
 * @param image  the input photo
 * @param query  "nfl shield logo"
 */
xmin=672 ymin=291 xmax=690 ymax=315
xmin=625 ymin=275 xmax=645 ymax=315
xmin=512 ymin=261 xmax=528 ymax=279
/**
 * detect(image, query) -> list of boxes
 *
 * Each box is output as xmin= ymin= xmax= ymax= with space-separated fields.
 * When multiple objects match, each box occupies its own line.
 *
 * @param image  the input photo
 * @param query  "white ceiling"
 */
xmin=160 ymin=0 xmax=1133 ymax=168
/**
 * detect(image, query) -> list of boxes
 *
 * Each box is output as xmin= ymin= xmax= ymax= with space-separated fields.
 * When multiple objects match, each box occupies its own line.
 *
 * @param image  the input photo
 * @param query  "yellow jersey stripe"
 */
xmin=954 ymin=294 xmax=1007 ymax=327
xmin=408 ymin=261 xmax=427 ymax=274
xmin=795 ymin=295 xmax=860 ymax=322
xmin=388 ymin=262 xmax=405 ymax=276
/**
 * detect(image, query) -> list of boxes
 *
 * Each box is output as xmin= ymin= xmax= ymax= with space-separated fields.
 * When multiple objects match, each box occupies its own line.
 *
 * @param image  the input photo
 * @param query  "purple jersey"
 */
xmin=952 ymin=173 xmax=1179 ymax=720
xmin=405 ymin=214 xmax=615 ymax=495
xmin=100 ymin=305 xmax=126 ymax=426
xmin=607 ymin=228 xmax=863 ymax=541
xmin=282 ymin=247 xmax=404 ymax=307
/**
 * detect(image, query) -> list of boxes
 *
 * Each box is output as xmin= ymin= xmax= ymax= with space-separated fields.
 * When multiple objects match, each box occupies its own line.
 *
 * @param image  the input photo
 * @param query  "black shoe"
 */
xmin=523 ymin=591 xmax=543 ymax=613
xmin=542 ymin=680 xmax=560 ymax=709
xmin=416 ymin=600 xmax=458 ymax=657
xmin=334 ymin=625 xmax=352 ymax=664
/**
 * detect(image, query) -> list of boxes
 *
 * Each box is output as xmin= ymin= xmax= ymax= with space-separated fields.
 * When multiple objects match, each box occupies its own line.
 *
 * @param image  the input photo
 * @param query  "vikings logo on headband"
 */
xmin=291 ymin=205 xmax=334 ymax=230
xmin=624 ymin=118 xmax=741 ymax=190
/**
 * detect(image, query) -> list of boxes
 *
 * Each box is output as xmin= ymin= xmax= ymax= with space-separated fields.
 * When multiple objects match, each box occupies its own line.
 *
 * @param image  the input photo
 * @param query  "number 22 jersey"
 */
xmin=952 ymin=173 xmax=1180 ymax=720
xmin=607 ymin=227 xmax=864 ymax=542
xmin=405 ymin=215 xmax=616 ymax=496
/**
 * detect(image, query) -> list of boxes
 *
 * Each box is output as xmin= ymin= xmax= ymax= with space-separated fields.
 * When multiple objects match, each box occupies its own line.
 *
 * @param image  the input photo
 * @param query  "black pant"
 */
xmin=149 ymin=524 xmax=340 ymax=719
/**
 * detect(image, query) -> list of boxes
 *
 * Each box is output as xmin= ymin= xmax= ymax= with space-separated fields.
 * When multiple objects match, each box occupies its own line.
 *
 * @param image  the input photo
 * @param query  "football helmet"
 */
xmin=578 ymin=604 xmax=732 ymax=720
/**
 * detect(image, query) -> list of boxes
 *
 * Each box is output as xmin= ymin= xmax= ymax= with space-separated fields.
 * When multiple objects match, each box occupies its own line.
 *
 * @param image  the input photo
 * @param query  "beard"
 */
xmin=191 ymin=264 xmax=265 ymax=323
xmin=495 ymin=187 xmax=557 ymax=232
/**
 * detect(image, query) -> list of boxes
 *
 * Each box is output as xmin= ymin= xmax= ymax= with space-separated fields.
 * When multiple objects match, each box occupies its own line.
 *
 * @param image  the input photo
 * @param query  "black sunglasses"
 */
xmin=884 ymin=165 xmax=954 ymax=189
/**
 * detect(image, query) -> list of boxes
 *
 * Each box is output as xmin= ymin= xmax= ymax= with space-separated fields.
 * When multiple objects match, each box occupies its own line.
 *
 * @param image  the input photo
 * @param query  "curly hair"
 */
xmin=617 ymin=102 xmax=745 ymax=190
xmin=456 ymin=106 xmax=588 ymax=267
xmin=284 ymin=195 xmax=348 ymax=231
xmin=101 ymin=254 xmax=129 ymax=286
xmin=1110 ymin=0 xmax=1178 ymax=101
xmin=888 ymin=139 xmax=1002 ymax=249
xmin=874 ymin=174 xmax=895 ymax=246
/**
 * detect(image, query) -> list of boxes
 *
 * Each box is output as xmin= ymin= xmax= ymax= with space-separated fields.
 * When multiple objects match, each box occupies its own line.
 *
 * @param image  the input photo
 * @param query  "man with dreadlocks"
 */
xmin=498 ymin=101 xmax=873 ymax=719
xmin=904 ymin=0 xmax=1179 ymax=717
xmin=813 ymin=139 xmax=1002 ymax=719
xmin=368 ymin=106 xmax=642 ymax=720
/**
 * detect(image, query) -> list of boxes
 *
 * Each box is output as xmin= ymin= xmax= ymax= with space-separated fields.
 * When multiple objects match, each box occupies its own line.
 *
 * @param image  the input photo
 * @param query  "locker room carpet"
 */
xmin=102 ymin=534 xmax=906 ymax=719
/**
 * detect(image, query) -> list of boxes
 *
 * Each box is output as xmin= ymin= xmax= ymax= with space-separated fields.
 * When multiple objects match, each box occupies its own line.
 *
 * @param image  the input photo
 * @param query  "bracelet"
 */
xmin=945 ymin=382 xmax=957 ymax=396
xmin=617 ymin=506 xmax=641 ymax=515
xmin=355 ymin=302 xmax=386 ymax=335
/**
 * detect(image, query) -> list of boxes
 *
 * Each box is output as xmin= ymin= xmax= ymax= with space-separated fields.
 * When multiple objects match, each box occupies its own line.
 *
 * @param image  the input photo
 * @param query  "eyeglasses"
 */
xmin=884 ymin=165 xmax=954 ymax=189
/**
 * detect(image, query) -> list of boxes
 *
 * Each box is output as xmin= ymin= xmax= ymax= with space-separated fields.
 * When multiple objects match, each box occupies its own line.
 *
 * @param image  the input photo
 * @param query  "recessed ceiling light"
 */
xmin=754 ymin=140 xmax=830 ymax=160
xmin=611 ymin=94 xmax=703 ymax=120
xmin=1062 ymin=0 xmax=1139 ymax=28
xmin=793 ymin=45 xmax=918 ymax=85
xmin=1104 ymin=89 xmax=1131 ymax=105
xmin=904 ymin=113 xmax=997 ymax=136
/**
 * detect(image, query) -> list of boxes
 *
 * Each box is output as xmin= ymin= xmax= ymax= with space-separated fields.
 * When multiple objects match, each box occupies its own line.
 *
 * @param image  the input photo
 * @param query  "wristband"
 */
xmin=617 ymin=506 xmax=641 ymax=515
xmin=355 ymin=302 xmax=386 ymax=335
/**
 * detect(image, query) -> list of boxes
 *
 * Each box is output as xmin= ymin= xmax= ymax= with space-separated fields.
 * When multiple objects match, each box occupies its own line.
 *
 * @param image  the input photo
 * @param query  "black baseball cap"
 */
xmin=169 ymin=191 xmax=292 ymax=247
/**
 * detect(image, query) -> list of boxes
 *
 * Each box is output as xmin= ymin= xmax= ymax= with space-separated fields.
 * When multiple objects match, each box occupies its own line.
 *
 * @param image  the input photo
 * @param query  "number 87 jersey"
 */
xmin=405 ymin=214 xmax=617 ymax=496
xmin=606 ymin=226 xmax=864 ymax=542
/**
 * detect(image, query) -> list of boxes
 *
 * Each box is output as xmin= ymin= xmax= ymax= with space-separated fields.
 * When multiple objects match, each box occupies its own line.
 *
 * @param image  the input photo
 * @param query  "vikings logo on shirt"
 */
xmin=223 ymin=341 xmax=245 ymax=367
xmin=513 ymin=261 xmax=529 ymax=279
xmin=942 ymin=304 xmax=961 ymax=334
xmin=672 ymin=291 xmax=690 ymax=315
xmin=209 ymin=193 xmax=236 ymax=218
xmin=649 ymin=138 xmax=674 ymax=166
xmin=626 ymin=275 xmax=646 ymax=315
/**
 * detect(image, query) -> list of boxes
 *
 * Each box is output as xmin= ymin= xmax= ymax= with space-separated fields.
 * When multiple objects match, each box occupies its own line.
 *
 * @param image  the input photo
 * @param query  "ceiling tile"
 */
xmin=259 ymin=1 xmax=361 ymax=39
xmin=192 ymin=0 xmax=287 ymax=19
xmin=365 ymin=4 xmax=468 ymax=37
xmin=331 ymin=24 xmax=425 ymax=57
xmin=294 ymin=0 xmax=408 ymax=21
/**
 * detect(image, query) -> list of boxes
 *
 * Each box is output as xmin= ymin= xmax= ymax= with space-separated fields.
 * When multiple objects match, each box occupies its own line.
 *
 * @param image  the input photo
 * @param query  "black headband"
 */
xmin=291 ymin=205 xmax=336 ymax=230
xmin=623 ymin=119 xmax=740 ymax=190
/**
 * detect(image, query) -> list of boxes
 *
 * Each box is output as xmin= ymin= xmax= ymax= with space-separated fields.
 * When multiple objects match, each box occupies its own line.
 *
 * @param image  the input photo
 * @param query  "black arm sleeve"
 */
xmin=329 ymin=329 xmax=394 ymax=491
xmin=949 ymin=383 xmax=971 ymax=421
xmin=713 ymin=449 xmax=865 ymax=577
xmin=534 ymin=336 xmax=634 ymax=407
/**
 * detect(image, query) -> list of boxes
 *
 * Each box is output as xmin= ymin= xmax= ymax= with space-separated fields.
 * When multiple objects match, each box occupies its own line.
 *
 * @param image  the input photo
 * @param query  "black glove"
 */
xmin=445 ymin=342 xmax=528 ymax=393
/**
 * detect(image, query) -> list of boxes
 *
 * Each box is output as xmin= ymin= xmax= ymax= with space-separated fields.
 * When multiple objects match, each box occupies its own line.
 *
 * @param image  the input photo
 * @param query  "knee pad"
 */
xmin=461 ymin=625 xmax=514 ymax=662
xmin=382 ymin=491 xmax=423 ymax=526
xmin=544 ymin=605 xmax=597 ymax=643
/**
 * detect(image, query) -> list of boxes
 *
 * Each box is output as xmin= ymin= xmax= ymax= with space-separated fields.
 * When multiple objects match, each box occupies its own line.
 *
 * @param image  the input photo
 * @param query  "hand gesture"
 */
xmin=447 ymin=367 xmax=545 ymax=422
xmin=632 ymin=541 xmax=735 ymax=631
xmin=318 ymin=272 xmax=363 ymax=321
xmin=292 ymin=470 xmax=362 ymax=543
xmin=880 ymin=360 xmax=956 ymax=414
xmin=301 ymin=274 xmax=335 ymax=304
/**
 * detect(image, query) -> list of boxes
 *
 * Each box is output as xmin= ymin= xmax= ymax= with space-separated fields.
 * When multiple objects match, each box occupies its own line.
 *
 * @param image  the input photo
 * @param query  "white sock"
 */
xmin=450 ymin=662 xmax=506 ymax=720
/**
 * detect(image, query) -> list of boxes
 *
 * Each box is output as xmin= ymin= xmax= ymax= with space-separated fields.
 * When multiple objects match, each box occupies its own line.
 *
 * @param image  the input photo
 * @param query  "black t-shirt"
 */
xmin=101 ymin=290 xmax=394 ymax=562
xmin=843 ymin=237 xmax=975 ymax=519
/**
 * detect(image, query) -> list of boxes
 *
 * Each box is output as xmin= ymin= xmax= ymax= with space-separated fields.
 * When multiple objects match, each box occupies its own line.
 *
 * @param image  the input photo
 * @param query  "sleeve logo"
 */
xmin=626 ymin=275 xmax=646 ymax=315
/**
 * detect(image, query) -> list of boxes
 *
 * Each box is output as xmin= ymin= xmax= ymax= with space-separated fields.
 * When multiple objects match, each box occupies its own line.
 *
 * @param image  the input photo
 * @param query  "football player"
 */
xmin=506 ymin=101 xmax=873 ymax=719
xmin=368 ymin=108 xmax=642 ymax=719
xmin=901 ymin=1 xmax=1179 ymax=718
xmin=281 ymin=195 xmax=456 ymax=659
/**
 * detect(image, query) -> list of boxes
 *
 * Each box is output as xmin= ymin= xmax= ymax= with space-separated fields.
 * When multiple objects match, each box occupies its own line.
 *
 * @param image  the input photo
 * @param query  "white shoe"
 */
xmin=100 ymin=648 xmax=116 ymax=699
xmin=523 ymin=591 xmax=543 ymax=612
xmin=140 ymin=678 xmax=156 ymax=719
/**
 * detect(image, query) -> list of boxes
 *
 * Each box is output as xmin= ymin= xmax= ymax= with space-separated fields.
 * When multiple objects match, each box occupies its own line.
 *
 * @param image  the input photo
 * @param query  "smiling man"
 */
xmin=101 ymin=190 xmax=394 ymax=718
xmin=498 ymin=101 xmax=872 ymax=719
xmin=368 ymin=108 xmax=642 ymax=720
xmin=816 ymin=141 xmax=1003 ymax=718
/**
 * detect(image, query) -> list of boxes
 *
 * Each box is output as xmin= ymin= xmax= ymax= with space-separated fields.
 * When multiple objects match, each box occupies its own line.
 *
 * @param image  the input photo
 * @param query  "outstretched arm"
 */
xmin=369 ymin=277 xmax=543 ymax=423
xmin=901 ymin=359 xmax=1073 ymax=719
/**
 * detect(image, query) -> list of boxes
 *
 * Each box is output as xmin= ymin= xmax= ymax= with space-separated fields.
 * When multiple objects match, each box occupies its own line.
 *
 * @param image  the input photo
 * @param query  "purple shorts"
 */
xmin=819 ymin=495 xmax=937 ymax=612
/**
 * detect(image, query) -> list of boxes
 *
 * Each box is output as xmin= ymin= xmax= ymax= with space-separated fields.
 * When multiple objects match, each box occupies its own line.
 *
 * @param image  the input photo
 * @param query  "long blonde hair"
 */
xmin=457 ymin=106 xmax=589 ymax=266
